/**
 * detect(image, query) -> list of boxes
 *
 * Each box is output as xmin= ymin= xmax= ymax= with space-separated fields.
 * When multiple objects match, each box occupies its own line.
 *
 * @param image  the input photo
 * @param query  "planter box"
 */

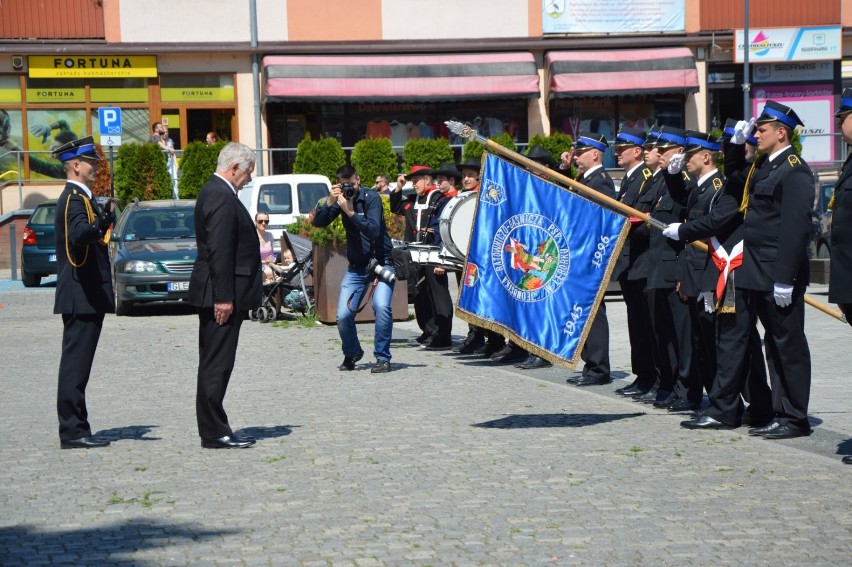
xmin=312 ymin=243 xmax=409 ymax=324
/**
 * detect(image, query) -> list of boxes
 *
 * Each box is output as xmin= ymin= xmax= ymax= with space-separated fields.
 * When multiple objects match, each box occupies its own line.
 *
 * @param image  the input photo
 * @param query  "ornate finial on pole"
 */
xmin=444 ymin=120 xmax=483 ymax=143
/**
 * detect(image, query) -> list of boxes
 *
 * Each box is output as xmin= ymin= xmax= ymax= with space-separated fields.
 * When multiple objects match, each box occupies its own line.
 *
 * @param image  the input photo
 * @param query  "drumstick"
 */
xmin=444 ymin=120 xmax=846 ymax=323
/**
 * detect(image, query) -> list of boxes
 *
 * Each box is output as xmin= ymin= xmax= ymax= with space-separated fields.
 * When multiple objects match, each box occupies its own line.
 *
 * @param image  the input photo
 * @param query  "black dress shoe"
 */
xmin=843 ymin=455 xmax=852 ymax=464
xmin=201 ymin=435 xmax=255 ymax=449
xmin=566 ymin=375 xmax=582 ymax=384
xmin=575 ymin=375 xmax=612 ymax=387
xmin=617 ymin=385 xmax=652 ymax=397
xmin=494 ymin=347 xmax=528 ymax=363
xmin=60 ymin=436 xmax=111 ymax=449
xmin=614 ymin=380 xmax=638 ymax=395
xmin=667 ymin=398 xmax=702 ymax=412
xmin=371 ymin=360 xmax=391 ymax=374
xmin=490 ymin=343 xmax=515 ymax=360
xmin=477 ymin=341 xmax=505 ymax=358
xmin=518 ymin=356 xmax=552 ymax=370
xmin=759 ymin=422 xmax=811 ymax=439
xmin=748 ymin=421 xmax=782 ymax=436
xmin=424 ymin=340 xmax=452 ymax=351
xmin=635 ymin=389 xmax=661 ymax=403
xmin=681 ymin=415 xmax=737 ymax=430
xmin=339 ymin=349 xmax=364 ymax=371
xmin=741 ymin=412 xmax=773 ymax=428
xmin=456 ymin=339 xmax=485 ymax=354
xmin=652 ymin=392 xmax=679 ymax=408
xmin=414 ymin=332 xmax=430 ymax=344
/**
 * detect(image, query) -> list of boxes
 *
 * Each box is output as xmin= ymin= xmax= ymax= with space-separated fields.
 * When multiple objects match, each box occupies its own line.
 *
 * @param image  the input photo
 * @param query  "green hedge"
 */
xmin=293 ymin=133 xmax=346 ymax=183
xmin=461 ymin=132 xmax=517 ymax=163
xmin=114 ymin=143 xmax=173 ymax=202
xmin=178 ymin=141 xmax=226 ymax=199
xmin=351 ymin=138 xmax=398 ymax=187
xmin=401 ymin=138 xmax=454 ymax=172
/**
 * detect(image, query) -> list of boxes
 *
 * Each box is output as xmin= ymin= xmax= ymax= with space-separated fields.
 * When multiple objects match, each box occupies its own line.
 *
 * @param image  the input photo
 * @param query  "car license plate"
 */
xmin=167 ymin=281 xmax=189 ymax=292
xmin=48 ymin=254 xmax=56 ymax=262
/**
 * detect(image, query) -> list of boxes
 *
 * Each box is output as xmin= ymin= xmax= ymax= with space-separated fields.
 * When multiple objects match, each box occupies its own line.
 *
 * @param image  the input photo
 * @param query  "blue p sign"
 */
xmin=98 ymin=107 xmax=122 ymax=136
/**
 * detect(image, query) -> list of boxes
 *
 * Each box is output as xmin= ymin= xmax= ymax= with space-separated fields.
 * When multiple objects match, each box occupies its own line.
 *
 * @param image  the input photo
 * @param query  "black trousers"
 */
xmin=618 ymin=277 xmax=657 ymax=389
xmin=705 ymin=289 xmax=772 ymax=425
xmin=580 ymin=303 xmax=610 ymax=379
xmin=645 ymin=288 xmax=691 ymax=392
xmin=421 ymin=268 xmax=454 ymax=343
xmin=744 ymin=288 xmax=811 ymax=430
xmin=57 ymin=313 xmax=104 ymax=441
xmin=674 ymin=297 xmax=716 ymax=403
xmin=196 ymin=307 xmax=245 ymax=439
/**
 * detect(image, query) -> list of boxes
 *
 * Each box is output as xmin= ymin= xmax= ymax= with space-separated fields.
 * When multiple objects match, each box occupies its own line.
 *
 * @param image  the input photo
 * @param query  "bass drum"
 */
xmin=439 ymin=191 xmax=478 ymax=261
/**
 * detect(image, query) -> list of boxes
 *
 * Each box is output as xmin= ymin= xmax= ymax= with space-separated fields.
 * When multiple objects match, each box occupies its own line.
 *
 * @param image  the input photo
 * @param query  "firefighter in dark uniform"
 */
xmin=828 ymin=89 xmax=852 ymax=462
xmin=638 ymin=126 xmax=691 ymax=408
xmin=53 ymin=136 xmax=116 ymax=449
xmin=390 ymin=165 xmax=452 ymax=348
xmin=733 ymin=101 xmax=814 ymax=439
xmin=564 ymin=132 xmax=616 ymax=386
xmin=664 ymin=131 xmax=725 ymax=411
xmin=672 ymin=119 xmax=773 ymax=430
xmin=611 ymin=127 xmax=659 ymax=397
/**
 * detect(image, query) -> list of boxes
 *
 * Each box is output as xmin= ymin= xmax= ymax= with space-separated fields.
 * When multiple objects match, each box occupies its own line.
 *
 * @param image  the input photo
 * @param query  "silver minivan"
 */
xmin=238 ymin=174 xmax=331 ymax=251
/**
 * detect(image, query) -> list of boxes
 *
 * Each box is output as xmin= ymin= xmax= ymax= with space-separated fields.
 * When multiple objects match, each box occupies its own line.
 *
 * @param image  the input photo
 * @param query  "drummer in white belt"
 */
xmin=390 ymin=165 xmax=454 ymax=349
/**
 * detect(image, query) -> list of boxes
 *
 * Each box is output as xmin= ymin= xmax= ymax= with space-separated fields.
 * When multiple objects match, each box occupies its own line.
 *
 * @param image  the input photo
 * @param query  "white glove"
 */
xmin=667 ymin=153 xmax=685 ymax=174
xmin=662 ymin=223 xmax=682 ymax=240
xmin=700 ymin=291 xmax=715 ymax=313
xmin=731 ymin=118 xmax=756 ymax=145
xmin=773 ymin=283 xmax=793 ymax=308
xmin=30 ymin=124 xmax=52 ymax=142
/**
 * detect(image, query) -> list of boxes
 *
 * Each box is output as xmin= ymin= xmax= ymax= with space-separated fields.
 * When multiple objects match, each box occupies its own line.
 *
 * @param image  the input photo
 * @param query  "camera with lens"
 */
xmin=366 ymin=257 xmax=396 ymax=285
xmin=341 ymin=182 xmax=358 ymax=200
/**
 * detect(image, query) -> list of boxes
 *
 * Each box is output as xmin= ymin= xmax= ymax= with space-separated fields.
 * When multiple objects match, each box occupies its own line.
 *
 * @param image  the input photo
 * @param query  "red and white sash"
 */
xmin=709 ymin=237 xmax=743 ymax=301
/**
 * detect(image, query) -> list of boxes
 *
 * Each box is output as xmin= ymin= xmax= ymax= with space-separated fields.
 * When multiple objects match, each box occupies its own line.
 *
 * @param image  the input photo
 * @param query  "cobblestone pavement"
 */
xmin=0 ymin=279 xmax=850 ymax=565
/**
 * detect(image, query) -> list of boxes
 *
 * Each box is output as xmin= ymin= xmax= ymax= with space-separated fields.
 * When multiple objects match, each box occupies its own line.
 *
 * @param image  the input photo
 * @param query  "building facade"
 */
xmin=0 ymin=0 xmax=848 ymax=211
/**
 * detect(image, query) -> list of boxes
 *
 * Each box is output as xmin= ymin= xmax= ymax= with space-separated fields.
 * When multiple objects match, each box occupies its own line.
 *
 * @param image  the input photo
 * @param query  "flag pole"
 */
xmin=444 ymin=120 xmax=845 ymax=323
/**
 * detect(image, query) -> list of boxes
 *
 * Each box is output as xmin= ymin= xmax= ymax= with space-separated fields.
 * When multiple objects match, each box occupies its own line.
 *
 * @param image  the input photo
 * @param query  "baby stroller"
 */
xmin=250 ymin=231 xmax=314 ymax=323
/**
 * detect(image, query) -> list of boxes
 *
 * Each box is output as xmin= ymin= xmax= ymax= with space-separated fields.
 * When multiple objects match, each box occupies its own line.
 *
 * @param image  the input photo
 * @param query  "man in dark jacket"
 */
xmin=53 ymin=136 xmax=116 ymax=449
xmin=828 ymin=88 xmax=852 ymax=463
xmin=189 ymin=142 xmax=261 ymax=449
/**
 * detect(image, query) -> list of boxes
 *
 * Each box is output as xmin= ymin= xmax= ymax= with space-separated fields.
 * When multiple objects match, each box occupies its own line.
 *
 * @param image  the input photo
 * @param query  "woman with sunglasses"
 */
xmin=255 ymin=213 xmax=276 ymax=283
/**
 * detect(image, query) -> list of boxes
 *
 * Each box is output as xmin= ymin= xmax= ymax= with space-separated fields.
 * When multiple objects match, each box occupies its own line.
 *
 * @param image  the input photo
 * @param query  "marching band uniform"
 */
xmin=53 ymin=136 xmax=115 ymax=448
xmin=640 ymin=127 xmax=691 ymax=407
xmin=611 ymin=127 xmax=658 ymax=395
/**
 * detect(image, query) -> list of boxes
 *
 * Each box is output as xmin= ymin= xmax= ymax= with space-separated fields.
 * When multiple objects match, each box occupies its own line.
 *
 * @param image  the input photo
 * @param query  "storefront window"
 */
xmin=26 ymin=109 xmax=87 ymax=180
xmin=25 ymin=78 xmax=86 ymax=104
xmin=160 ymin=75 xmax=235 ymax=102
xmin=90 ymin=78 xmax=148 ymax=103
xmin=550 ymin=96 xmax=684 ymax=168
xmin=0 ymin=109 xmax=24 ymax=179
xmin=89 ymin=108 xmax=151 ymax=145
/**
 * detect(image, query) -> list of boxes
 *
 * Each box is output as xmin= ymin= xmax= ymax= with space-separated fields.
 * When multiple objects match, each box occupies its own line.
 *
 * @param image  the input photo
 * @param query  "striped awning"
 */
xmin=547 ymin=47 xmax=699 ymax=98
xmin=263 ymin=53 xmax=540 ymax=102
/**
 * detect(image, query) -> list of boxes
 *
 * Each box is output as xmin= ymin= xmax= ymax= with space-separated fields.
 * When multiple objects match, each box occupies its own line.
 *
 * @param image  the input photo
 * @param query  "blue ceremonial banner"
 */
xmin=456 ymin=153 xmax=629 ymax=369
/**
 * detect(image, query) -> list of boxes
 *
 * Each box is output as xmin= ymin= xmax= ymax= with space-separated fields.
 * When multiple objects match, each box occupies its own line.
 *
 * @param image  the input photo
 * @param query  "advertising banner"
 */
xmin=734 ymin=27 xmax=841 ymax=63
xmin=543 ymin=0 xmax=684 ymax=34
xmin=752 ymin=85 xmax=834 ymax=166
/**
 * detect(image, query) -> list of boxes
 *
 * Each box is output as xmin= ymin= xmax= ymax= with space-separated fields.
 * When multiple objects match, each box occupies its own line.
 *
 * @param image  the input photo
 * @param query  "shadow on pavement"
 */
xmin=836 ymin=437 xmax=852 ymax=457
xmin=0 ymin=520 xmax=238 ymax=565
xmin=96 ymin=424 xmax=161 ymax=442
xmin=238 ymin=425 xmax=297 ymax=440
xmin=472 ymin=412 xmax=644 ymax=429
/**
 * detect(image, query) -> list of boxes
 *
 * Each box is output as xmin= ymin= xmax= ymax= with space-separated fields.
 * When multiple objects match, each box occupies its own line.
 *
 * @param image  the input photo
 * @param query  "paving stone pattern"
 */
xmin=0 ymin=280 xmax=849 ymax=565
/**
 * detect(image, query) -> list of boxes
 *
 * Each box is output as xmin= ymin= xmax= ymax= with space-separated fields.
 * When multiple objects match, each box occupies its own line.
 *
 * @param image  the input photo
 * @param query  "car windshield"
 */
xmin=123 ymin=207 xmax=196 ymax=241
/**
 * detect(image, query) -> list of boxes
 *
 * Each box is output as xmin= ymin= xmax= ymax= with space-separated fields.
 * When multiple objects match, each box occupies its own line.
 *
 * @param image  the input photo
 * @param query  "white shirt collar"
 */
xmin=214 ymin=172 xmax=237 ymax=194
xmin=769 ymin=145 xmax=792 ymax=163
xmin=68 ymin=180 xmax=92 ymax=198
xmin=583 ymin=164 xmax=603 ymax=179
xmin=625 ymin=162 xmax=643 ymax=179
xmin=698 ymin=168 xmax=720 ymax=187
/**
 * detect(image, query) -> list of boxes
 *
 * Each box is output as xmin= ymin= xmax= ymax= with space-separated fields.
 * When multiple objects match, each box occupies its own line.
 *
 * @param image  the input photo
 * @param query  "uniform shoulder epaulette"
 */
xmin=787 ymin=154 xmax=801 ymax=167
xmin=642 ymin=168 xmax=652 ymax=180
xmin=712 ymin=177 xmax=723 ymax=190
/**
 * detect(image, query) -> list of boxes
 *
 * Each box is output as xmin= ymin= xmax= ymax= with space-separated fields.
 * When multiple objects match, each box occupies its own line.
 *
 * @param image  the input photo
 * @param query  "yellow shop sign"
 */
xmin=160 ymin=87 xmax=235 ymax=102
xmin=26 ymin=88 xmax=86 ymax=103
xmin=28 ymin=55 xmax=158 ymax=78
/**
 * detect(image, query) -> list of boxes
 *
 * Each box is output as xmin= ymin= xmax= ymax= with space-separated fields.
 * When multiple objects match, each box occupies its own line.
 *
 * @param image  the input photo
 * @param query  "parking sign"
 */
xmin=98 ymin=107 xmax=122 ymax=135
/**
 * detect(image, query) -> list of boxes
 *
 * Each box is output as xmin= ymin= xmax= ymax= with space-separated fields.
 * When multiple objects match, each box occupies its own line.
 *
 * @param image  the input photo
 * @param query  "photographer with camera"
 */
xmin=313 ymin=164 xmax=396 ymax=374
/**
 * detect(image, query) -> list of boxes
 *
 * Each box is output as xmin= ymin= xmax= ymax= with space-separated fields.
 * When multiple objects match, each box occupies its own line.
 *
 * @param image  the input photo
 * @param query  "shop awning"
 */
xmin=547 ymin=47 xmax=699 ymax=98
xmin=263 ymin=53 xmax=540 ymax=102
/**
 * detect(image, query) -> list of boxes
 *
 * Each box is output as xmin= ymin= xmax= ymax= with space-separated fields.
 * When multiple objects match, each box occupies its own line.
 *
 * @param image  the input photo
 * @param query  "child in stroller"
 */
xmin=250 ymin=231 xmax=314 ymax=322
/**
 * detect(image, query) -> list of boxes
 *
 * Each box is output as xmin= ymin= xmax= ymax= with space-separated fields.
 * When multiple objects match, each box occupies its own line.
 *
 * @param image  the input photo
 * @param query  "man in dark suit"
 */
xmin=565 ymin=132 xmax=616 ymax=386
xmin=188 ymin=142 xmax=262 ymax=449
xmin=829 ymin=90 xmax=852 ymax=463
xmin=734 ymin=101 xmax=814 ymax=439
xmin=53 ymin=136 xmax=116 ymax=449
